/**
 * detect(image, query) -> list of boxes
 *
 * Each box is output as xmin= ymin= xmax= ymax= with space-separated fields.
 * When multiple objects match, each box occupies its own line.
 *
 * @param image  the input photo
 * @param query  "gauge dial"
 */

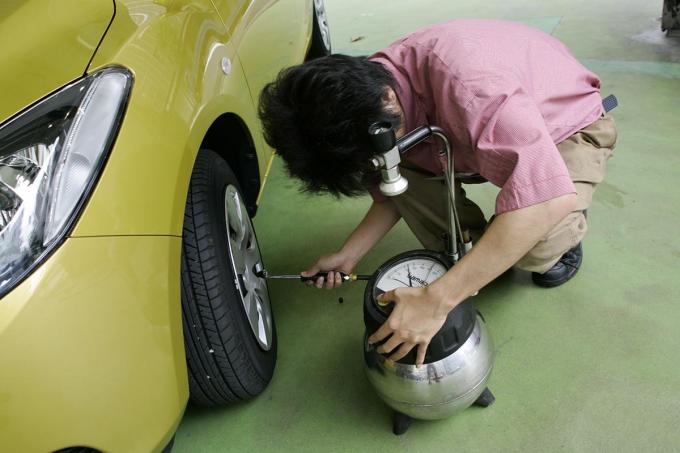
xmin=374 ymin=257 xmax=448 ymax=297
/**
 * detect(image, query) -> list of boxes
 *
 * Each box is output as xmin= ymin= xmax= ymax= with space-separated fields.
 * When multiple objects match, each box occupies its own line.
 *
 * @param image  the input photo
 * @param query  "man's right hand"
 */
xmin=301 ymin=252 xmax=356 ymax=290
xmin=301 ymin=200 xmax=402 ymax=290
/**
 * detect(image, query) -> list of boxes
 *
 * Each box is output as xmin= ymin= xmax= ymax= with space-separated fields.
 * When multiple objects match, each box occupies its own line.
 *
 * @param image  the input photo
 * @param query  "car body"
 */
xmin=0 ymin=1 xmax=320 ymax=451
xmin=662 ymin=0 xmax=680 ymax=33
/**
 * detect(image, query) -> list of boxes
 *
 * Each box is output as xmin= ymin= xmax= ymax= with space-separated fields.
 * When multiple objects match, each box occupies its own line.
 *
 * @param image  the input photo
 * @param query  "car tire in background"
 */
xmin=181 ymin=149 xmax=276 ymax=406
xmin=307 ymin=0 xmax=332 ymax=59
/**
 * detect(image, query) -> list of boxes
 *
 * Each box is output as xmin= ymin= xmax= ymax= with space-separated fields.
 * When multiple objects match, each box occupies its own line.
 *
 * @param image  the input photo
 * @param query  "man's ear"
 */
xmin=382 ymin=87 xmax=398 ymax=106
xmin=381 ymin=87 xmax=406 ymax=138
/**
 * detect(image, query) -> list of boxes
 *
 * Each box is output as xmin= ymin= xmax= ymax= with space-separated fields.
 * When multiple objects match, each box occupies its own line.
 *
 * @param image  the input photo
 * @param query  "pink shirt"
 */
xmin=368 ymin=19 xmax=603 ymax=214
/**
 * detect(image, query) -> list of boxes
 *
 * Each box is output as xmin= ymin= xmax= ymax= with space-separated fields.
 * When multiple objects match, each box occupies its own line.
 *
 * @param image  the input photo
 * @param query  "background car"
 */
xmin=662 ymin=0 xmax=680 ymax=34
xmin=0 ymin=0 xmax=330 ymax=452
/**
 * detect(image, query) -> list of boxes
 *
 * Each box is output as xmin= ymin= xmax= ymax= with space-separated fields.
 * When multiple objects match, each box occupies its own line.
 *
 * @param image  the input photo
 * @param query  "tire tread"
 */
xmin=180 ymin=149 xmax=274 ymax=406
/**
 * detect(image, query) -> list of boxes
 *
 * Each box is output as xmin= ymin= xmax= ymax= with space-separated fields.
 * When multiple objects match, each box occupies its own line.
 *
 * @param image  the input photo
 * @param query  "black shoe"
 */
xmin=531 ymin=242 xmax=583 ymax=288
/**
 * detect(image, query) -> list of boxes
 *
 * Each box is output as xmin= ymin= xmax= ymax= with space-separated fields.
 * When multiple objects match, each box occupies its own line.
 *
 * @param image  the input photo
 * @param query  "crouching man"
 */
xmin=258 ymin=19 xmax=617 ymax=365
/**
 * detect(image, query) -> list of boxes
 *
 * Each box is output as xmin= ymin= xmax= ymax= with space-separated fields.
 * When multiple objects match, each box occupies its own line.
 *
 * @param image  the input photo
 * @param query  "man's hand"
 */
xmin=302 ymin=200 xmax=402 ymax=290
xmin=368 ymin=286 xmax=449 ymax=366
xmin=367 ymin=193 xmax=577 ymax=367
xmin=301 ymin=252 xmax=356 ymax=289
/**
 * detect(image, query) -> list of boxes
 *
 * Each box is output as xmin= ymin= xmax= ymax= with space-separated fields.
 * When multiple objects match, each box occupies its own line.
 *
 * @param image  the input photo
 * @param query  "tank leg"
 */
xmin=473 ymin=387 xmax=495 ymax=407
xmin=393 ymin=411 xmax=412 ymax=435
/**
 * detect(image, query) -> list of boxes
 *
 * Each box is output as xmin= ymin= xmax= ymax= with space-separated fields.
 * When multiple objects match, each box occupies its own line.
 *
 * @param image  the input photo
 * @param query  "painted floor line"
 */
xmin=582 ymin=59 xmax=680 ymax=78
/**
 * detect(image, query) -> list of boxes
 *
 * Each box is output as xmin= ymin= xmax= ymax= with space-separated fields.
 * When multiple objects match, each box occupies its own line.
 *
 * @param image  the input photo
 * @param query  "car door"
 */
xmin=210 ymin=0 xmax=249 ymax=33
xmin=229 ymin=0 xmax=311 ymax=110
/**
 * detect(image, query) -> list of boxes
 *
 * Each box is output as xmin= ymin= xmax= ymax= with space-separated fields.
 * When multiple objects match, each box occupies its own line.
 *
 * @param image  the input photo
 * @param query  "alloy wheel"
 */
xmin=224 ymin=185 xmax=273 ymax=350
xmin=314 ymin=0 xmax=331 ymax=52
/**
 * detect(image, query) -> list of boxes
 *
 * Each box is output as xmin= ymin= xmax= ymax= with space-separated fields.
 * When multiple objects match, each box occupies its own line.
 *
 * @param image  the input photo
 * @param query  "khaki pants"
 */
xmin=391 ymin=114 xmax=618 ymax=273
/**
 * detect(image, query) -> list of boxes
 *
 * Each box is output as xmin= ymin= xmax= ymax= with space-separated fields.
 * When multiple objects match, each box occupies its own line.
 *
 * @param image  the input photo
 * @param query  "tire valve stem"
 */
xmin=254 ymin=263 xmax=267 ymax=279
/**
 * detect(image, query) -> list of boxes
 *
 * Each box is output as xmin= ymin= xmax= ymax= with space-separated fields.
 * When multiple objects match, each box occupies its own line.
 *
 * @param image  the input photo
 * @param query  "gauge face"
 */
xmin=374 ymin=257 xmax=448 ymax=297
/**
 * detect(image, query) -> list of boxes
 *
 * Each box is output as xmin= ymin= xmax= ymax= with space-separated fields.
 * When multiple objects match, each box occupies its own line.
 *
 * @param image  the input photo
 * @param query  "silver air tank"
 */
xmin=364 ymin=122 xmax=496 ymax=435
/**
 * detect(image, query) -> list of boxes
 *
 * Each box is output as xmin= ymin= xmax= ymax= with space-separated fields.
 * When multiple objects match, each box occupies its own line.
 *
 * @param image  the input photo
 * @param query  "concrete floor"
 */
xmin=175 ymin=1 xmax=680 ymax=451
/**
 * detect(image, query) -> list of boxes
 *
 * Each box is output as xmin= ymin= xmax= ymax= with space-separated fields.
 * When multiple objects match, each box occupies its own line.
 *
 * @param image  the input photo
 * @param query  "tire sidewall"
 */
xmin=199 ymin=149 xmax=276 ymax=382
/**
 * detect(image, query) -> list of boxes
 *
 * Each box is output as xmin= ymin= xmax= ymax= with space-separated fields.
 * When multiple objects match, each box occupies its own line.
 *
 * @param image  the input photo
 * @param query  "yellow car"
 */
xmin=0 ymin=0 xmax=330 ymax=451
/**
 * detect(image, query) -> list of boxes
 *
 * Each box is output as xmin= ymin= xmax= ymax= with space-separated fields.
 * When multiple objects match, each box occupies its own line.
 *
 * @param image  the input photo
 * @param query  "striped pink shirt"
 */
xmin=368 ymin=19 xmax=603 ymax=214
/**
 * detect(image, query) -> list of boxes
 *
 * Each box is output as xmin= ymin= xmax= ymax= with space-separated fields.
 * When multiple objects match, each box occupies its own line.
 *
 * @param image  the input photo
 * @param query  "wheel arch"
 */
xmin=199 ymin=113 xmax=262 ymax=217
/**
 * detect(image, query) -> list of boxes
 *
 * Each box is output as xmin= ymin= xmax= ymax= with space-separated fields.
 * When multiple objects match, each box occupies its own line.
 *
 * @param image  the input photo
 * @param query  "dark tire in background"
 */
xmin=307 ymin=0 xmax=331 ymax=60
xmin=181 ymin=149 xmax=276 ymax=406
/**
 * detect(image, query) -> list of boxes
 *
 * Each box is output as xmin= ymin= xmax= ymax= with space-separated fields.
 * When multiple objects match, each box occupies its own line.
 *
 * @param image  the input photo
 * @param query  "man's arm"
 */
xmin=302 ymin=200 xmax=401 ymax=288
xmin=431 ymin=192 xmax=577 ymax=305
xmin=369 ymin=193 xmax=577 ymax=365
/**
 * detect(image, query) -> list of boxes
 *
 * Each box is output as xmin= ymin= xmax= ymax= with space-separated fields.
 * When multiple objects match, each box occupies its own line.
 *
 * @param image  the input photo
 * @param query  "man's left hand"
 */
xmin=367 ymin=286 xmax=449 ymax=366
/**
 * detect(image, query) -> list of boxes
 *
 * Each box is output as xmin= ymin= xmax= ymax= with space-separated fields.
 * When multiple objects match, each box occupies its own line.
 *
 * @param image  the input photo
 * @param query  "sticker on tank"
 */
xmin=375 ymin=258 xmax=447 ymax=293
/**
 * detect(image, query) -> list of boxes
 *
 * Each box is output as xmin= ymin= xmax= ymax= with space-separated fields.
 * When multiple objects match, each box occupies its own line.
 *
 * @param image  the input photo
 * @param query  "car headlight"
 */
xmin=0 ymin=67 xmax=132 ymax=297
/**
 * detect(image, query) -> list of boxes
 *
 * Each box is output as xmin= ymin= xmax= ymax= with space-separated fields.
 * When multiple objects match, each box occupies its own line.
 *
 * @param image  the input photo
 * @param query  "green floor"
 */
xmin=175 ymin=1 xmax=680 ymax=451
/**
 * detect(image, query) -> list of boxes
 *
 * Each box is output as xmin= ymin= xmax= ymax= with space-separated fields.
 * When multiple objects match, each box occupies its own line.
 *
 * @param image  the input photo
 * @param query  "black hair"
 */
xmin=258 ymin=54 xmax=401 ymax=197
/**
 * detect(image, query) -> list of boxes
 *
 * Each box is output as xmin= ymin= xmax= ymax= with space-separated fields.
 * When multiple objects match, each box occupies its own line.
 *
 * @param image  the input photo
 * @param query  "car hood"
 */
xmin=0 ymin=0 xmax=114 ymax=123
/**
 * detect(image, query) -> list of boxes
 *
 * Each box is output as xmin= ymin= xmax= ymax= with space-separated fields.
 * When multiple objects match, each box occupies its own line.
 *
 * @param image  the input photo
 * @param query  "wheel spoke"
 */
xmin=256 ymin=305 xmax=269 ymax=347
xmin=245 ymin=290 xmax=269 ymax=347
xmin=254 ymin=295 xmax=271 ymax=346
xmin=225 ymin=187 xmax=246 ymax=272
xmin=224 ymin=184 xmax=273 ymax=350
xmin=229 ymin=235 xmax=245 ymax=274
xmin=253 ymin=277 xmax=267 ymax=295
xmin=227 ymin=188 xmax=252 ymax=252
xmin=226 ymin=193 xmax=244 ymax=242
xmin=241 ymin=220 xmax=252 ymax=252
xmin=244 ymin=291 xmax=258 ymax=322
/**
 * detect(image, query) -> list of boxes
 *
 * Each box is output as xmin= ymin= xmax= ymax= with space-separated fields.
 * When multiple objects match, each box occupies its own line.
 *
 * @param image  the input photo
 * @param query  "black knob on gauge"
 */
xmin=368 ymin=121 xmax=396 ymax=153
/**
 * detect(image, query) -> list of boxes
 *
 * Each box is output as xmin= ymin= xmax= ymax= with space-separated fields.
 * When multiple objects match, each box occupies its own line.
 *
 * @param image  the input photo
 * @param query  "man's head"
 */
xmin=258 ymin=54 xmax=402 ymax=197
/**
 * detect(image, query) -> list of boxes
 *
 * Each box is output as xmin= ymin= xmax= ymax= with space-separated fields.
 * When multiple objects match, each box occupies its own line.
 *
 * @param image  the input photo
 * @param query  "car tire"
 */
xmin=307 ymin=0 xmax=331 ymax=60
xmin=181 ymin=149 xmax=276 ymax=406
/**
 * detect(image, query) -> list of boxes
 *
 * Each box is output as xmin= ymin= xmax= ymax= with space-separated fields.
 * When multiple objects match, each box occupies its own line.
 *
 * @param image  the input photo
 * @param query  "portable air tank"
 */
xmin=363 ymin=122 xmax=496 ymax=435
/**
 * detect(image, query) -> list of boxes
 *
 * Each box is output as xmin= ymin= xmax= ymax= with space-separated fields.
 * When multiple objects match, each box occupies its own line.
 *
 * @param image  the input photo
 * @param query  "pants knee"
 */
xmin=516 ymin=212 xmax=587 ymax=273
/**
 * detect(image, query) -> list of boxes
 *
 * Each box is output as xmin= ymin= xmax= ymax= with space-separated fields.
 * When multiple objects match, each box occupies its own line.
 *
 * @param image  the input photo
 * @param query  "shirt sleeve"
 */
xmin=463 ymin=80 xmax=576 ymax=214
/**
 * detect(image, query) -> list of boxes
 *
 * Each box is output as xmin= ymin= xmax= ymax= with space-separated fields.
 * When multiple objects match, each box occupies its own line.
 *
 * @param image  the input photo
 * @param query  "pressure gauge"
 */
xmin=363 ymin=249 xmax=477 ymax=366
xmin=371 ymin=250 xmax=450 ymax=301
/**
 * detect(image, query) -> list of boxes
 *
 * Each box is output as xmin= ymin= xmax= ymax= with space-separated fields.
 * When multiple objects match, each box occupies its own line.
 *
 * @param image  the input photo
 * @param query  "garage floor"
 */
xmin=174 ymin=0 xmax=680 ymax=451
